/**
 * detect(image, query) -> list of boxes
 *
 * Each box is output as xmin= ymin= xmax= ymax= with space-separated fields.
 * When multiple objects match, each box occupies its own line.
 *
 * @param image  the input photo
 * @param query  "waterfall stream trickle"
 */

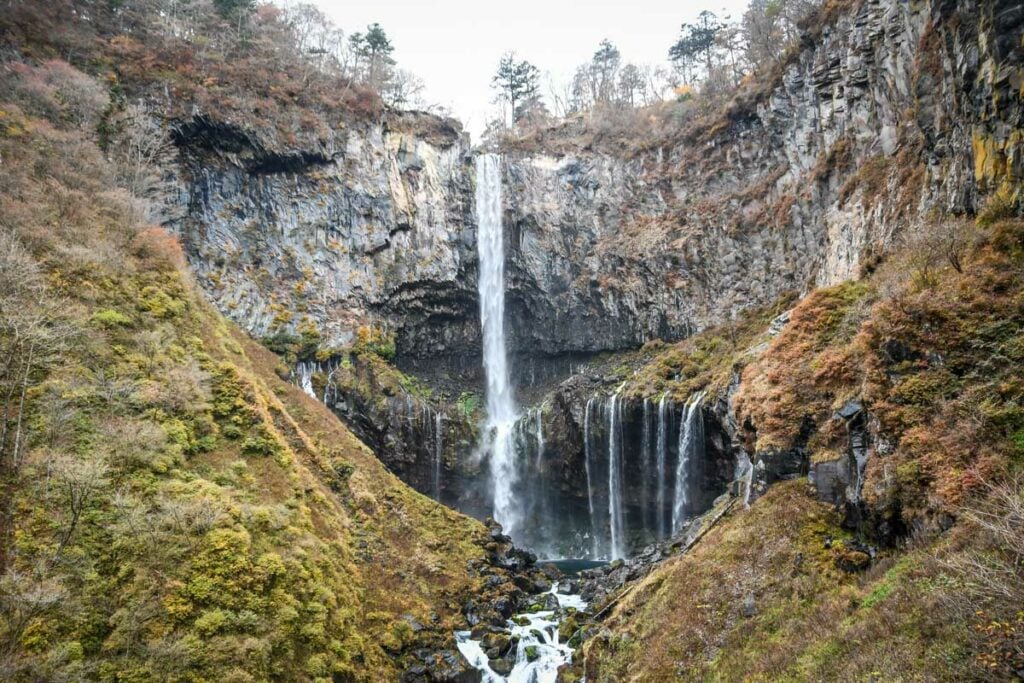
xmin=433 ymin=411 xmax=443 ymax=500
xmin=297 ymin=361 xmax=316 ymax=398
xmin=606 ymin=388 xmax=626 ymax=560
xmin=475 ymin=153 xmax=522 ymax=538
xmin=583 ymin=397 xmax=598 ymax=559
xmin=672 ymin=392 xmax=706 ymax=534
xmin=655 ymin=393 xmax=670 ymax=539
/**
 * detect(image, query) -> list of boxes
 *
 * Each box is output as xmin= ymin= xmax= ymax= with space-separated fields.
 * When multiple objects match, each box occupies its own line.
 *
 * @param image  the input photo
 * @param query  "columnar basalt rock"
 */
xmin=171 ymin=112 xmax=482 ymax=383
xmin=167 ymin=0 xmax=1022 ymax=552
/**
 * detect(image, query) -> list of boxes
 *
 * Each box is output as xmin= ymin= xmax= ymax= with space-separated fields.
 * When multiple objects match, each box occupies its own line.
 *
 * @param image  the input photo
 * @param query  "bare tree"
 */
xmin=384 ymin=69 xmax=426 ymax=108
xmin=0 ymin=233 xmax=75 ymax=569
xmin=0 ymin=567 xmax=65 ymax=677
xmin=106 ymin=103 xmax=176 ymax=207
xmin=50 ymin=454 xmax=109 ymax=559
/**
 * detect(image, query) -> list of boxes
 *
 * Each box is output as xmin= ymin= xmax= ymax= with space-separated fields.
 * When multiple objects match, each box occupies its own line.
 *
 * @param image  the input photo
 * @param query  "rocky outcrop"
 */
xmin=166 ymin=0 xmax=1022 ymax=550
xmin=497 ymin=0 xmax=1022 ymax=376
xmin=170 ymin=111 xmax=483 ymax=385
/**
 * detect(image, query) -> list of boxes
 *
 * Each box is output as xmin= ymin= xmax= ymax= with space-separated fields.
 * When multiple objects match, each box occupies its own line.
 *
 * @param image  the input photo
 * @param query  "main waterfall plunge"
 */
xmin=473 ymin=155 xmax=714 ymax=561
xmin=475 ymin=153 xmax=523 ymax=539
xmin=292 ymin=155 xmax=722 ymax=563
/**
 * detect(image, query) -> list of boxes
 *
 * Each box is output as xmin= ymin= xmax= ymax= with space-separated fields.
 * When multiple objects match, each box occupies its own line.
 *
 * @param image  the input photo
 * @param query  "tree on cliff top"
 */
xmin=669 ymin=10 xmax=725 ymax=83
xmin=350 ymin=23 xmax=396 ymax=91
xmin=492 ymin=52 xmax=540 ymax=127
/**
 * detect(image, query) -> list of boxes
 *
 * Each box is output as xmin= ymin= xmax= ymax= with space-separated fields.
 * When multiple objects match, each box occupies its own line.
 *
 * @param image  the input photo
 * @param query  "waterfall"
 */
xmin=672 ymin=392 xmax=706 ymax=534
xmin=297 ymin=361 xmax=316 ymax=399
xmin=475 ymin=154 xmax=521 ymax=537
xmin=583 ymin=397 xmax=597 ymax=559
xmin=534 ymin=408 xmax=544 ymax=468
xmin=655 ymin=393 xmax=670 ymax=539
xmin=640 ymin=397 xmax=652 ymax=529
xmin=607 ymin=388 xmax=625 ymax=560
xmin=433 ymin=411 xmax=443 ymax=500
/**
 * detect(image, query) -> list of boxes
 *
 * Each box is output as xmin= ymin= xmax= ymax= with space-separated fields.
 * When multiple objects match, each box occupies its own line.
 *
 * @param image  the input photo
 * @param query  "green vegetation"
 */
xmin=0 ymin=59 xmax=488 ymax=682
xmin=585 ymin=212 xmax=1024 ymax=680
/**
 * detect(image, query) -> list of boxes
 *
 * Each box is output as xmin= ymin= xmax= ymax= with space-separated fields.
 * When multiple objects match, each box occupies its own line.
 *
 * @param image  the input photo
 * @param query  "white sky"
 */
xmin=312 ymin=0 xmax=750 ymax=138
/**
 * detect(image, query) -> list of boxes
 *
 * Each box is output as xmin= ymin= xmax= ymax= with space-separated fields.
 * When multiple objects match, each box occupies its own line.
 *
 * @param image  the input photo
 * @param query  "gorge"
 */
xmin=1 ymin=0 xmax=1023 ymax=680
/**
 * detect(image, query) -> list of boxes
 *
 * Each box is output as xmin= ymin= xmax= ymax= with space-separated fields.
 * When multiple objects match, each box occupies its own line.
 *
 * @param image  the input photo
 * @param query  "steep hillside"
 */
xmin=572 ymin=208 xmax=1024 ymax=680
xmin=0 ymin=59 xmax=530 ymax=682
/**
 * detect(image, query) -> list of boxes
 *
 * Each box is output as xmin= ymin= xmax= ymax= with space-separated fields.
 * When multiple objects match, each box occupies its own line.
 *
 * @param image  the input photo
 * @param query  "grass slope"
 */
xmin=0 ymin=63 xmax=487 ymax=682
xmin=584 ymin=209 xmax=1024 ymax=681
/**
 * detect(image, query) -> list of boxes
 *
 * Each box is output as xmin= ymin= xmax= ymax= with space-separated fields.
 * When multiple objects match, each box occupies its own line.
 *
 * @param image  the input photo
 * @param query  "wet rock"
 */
xmin=404 ymin=648 xmax=484 ymax=683
xmin=489 ymin=657 xmax=514 ymax=676
xmin=462 ymin=600 xmax=480 ymax=627
xmin=481 ymin=632 xmax=511 ymax=658
xmin=492 ymin=597 xmax=515 ymax=619
xmin=835 ymin=400 xmax=863 ymax=421
xmin=540 ymin=563 xmax=561 ymax=580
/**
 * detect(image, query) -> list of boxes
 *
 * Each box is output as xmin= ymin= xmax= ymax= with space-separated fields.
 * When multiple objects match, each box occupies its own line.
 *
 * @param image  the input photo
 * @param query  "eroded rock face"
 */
xmin=171 ymin=112 xmax=482 ymax=385
xmin=172 ymin=0 xmax=1020 ymax=383
xmin=167 ymin=0 xmax=1022 ymax=549
xmin=497 ymin=0 xmax=1022 ymax=379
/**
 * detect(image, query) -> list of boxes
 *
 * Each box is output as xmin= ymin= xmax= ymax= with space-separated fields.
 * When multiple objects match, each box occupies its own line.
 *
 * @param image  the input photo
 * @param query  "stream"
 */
xmin=455 ymin=582 xmax=587 ymax=683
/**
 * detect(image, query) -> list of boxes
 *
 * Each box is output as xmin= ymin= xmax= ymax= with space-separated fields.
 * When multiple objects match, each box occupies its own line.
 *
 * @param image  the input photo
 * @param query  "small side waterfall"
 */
xmin=606 ymin=389 xmax=626 ymax=560
xmin=433 ymin=411 xmax=443 ymax=500
xmin=297 ymin=361 xmax=316 ymax=398
xmin=672 ymin=392 xmax=706 ymax=534
xmin=534 ymin=408 xmax=544 ymax=468
xmin=655 ymin=393 xmax=670 ymax=539
xmin=475 ymin=153 xmax=522 ymax=538
xmin=583 ymin=397 xmax=598 ymax=559
xmin=640 ymin=397 xmax=652 ymax=529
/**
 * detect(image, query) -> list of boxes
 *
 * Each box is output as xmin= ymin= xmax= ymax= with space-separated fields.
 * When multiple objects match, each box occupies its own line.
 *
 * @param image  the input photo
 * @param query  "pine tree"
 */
xmin=350 ymin=23 xmax=395 ymax=90
xmin=492 ymin=52 xmax=540 ymax=126
xmin=669 ymin=11 xmax=724 ymax=81
xmin=592 ymin=39 xmax=621 ymax=104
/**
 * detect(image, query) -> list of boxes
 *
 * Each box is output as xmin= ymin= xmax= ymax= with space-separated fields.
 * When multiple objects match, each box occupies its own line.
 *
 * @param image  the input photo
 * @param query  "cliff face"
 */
xmin=500 ymin=0 xmax=1022 ymax=364
xmin=174 ymin=0 xmax=1022 ymax=378
xmin=170 ymin=0 xmax=1022 ymax=548
xmin=171 ymin=112 xmax=482 ymax=383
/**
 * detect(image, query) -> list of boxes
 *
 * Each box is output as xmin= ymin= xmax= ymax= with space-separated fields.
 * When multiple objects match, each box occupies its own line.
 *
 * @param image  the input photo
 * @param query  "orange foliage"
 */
xmin=131 ymin=227 xmax=186 ymax=271
xmin=736 ymin=218 xmax=1024 ymax=523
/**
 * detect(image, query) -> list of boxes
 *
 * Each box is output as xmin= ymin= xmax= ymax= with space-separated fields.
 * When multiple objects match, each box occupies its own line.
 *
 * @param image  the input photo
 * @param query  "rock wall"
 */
xmin=499 ymin=0 xmax=1022 ymax=367
xmin=171 ymin=0 xmax=1021 ymax=392
xmin=168 ymin=0 xmax=1022 ymax=548
xmin=170 ymin=112 xmax=482 ymax=385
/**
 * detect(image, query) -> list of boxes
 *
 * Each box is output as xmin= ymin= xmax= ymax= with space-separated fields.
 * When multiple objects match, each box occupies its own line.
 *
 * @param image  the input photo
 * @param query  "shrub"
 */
xmin=354 ymin=325 xmax=395 ymax=361
xmin=131 ymin=227 xmax=185 ymax=271
xmin=457 ymin=392 xmax=480 ymax=417
xmin=241 ymin=433 xmax=282 ymax=458
xmin=90 ymin=308 xmax=133 ymax=328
